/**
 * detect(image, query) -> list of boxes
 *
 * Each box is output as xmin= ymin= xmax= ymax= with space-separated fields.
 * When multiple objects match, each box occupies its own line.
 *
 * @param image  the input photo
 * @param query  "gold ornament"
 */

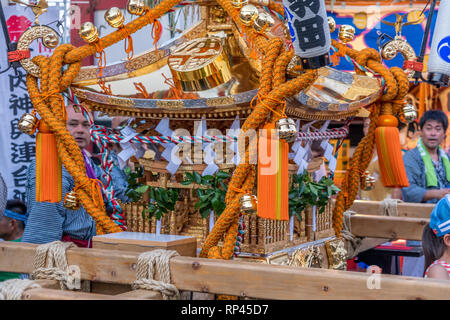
xmin=328 ymin=16 xmax=336 ymax=33
xmin=403 ymin=103 xmax=418 ymax=123
xmin=105 ymin=7 xmax=125 ymax=29
xmin=168 ymin=37 xmax=232 ymax=91
xmin=338 ymin=25 xmax=355 ymax=43
xmin=64 ymin=191 xmax=81 ymax=211
xmin=276 ymin=118 xmax=297 ymax=143
xmin=79 ymin=22 xmax=99 ymax=44
xmin=127 ymin=0 xmax=146 ymax=16
xmin=353 ymin=12 xmax=367 ymax=30
xmin=380 ymin=39 xmax=417 ymax=78
xmin=290 ymin=245 xmax=323 ymax=268
xmin=239 ymin=194 xmax=257 ymax=215
xmin=231 ymin=0 xmax=248 ymax=8
xmin=361 ymin=171 xmax=376 ymax=191
xmin=42 ymin=33 xmax=59 ymax=49
xmin=210 ymin=5 xmax=228 ymax=24
xmin=239 ymin=5 xmax=259 ymax=26
xmin=325 ymin=238 xmax=347 ymax=270
xmin=18 ymin=112 xmax=38 ymax=135
xmin=253 ymin=11 xmax=275 ymax=33
xmin=407 ymin=10 xmax=425 ymax=24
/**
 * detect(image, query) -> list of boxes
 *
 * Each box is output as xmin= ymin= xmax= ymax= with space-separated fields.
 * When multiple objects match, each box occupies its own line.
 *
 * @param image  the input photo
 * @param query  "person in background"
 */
xmin=0 ymin=175 xmax=28 ymax=281
xmin=22 ymin=105 xmax=129 ymax=247
xmin=401 ymin=110 xmax=450 ymax=277
xmin=422 ymin=195 xmax=450 ymax=280
xmin=402 ymin=110 xmax=450 ymax=203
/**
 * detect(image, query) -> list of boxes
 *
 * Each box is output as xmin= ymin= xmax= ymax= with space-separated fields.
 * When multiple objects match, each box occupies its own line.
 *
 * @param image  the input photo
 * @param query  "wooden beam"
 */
xmin=350 ymin=214 xmax=429 ymax=241
xmin=115 ymin=289 xmax=163 ymax=300
xmin=21 ymin=288 xmax=133 ymax=300
xmin=1 ymin=242 xmax=449 ymax=300
xmin=345 ymin=200 xmax=434 ymax=219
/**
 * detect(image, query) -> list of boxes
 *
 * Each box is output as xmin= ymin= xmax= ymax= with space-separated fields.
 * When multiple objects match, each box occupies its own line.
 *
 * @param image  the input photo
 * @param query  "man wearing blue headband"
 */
xmin=0 ymin=175 xmax=28 ymax=282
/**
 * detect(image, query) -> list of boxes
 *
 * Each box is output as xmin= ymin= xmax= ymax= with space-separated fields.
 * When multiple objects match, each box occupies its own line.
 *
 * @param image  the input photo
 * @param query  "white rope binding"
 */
xmin=132 ymin=249 xmax=180 ymax=300
xmin=30 ymin=241 xmax=76 ymax=290
xmin=0 ymin=279 xmax=41 ymax=300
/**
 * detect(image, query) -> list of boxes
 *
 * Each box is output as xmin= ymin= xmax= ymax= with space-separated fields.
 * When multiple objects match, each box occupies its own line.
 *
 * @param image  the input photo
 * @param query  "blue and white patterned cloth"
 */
xmin=22 ymin=151 xmax=129 ymax=244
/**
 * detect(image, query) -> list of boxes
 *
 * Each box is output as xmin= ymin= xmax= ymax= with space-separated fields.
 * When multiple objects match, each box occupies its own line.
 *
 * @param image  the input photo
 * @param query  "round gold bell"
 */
xmin=403 ymin=103 xmax=418 ymax=123
xmin=240 ymin=194 xmax=257 ymax=215
xmin=18 ymin=112 xmax=38 ymax=135
xmin=42 ymin=33 xmax=59 ymax=49
xmin=276 ymin=118 xmax=297 ymax=143
xmin=231 ymin=0 xmax=248 ymax=8
xmin=253 ymin=11 xmax=275 ymax=33
xmin=105 ymin=7 xmax=125 ymax=28
xmin=64 ymin=190 xmax=81 ymax=210
xmin=127 ymin=0 xmax=146 ymax=16
xmin=338 ymin=25 xmax=355 ymax=43
xmin=361 ymin=171 xmax=376 ymax=191
xmin=79 ymin=22 xmax=99 ymax=44
xmin=328 ymin=17 xmax=336 ymax=33
xmin=239 ymin=5 xmax=259 ymax=26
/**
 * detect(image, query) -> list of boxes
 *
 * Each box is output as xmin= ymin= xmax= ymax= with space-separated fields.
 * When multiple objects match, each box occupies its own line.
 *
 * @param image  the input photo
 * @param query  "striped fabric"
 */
xmin=0 ymin=173 xmax=6 ymax=216
xmin=424 ymin=260 xmax=450 ymax=278
xmin=22 ymin=159 xmax=96 ymax=244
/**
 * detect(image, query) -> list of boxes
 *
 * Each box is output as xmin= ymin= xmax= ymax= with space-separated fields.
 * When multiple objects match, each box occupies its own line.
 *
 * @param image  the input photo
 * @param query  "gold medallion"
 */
xmin=168 ymin=38 xmax=232 ymax=91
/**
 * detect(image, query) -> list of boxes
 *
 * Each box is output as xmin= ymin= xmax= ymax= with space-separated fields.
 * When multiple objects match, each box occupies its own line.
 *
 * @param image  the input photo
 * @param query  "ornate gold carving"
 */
xmin=125 ymin=49 xmax=166 ymax=72
xmin=107 ymin=96 xmax=134 ymax=107
xmin=156 ymin=100 xmax=184 ymax=109
xmin=325 ymin=238 xmax=347 ymax=270
xmin=206 ymin=96 xmax=235 ymax=106
xmin=290 ymin=245 xmax=324 ymax=268
xmin=17 ymin=25 xmax=60 ymax=78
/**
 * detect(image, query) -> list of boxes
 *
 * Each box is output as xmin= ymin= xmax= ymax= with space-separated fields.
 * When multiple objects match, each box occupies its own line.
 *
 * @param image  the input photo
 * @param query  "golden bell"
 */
xmin=253 ymin=11 xmax=275 ymax=33
xmin=18 ymin=112 xmax=38 ymax=135
xmin=105 ymin=7 xmax=125 ymax=29
xmin=338 ymin=25 xmax=355 ymax=43
xmin=127 ymin=0 xmax=146 ymax=16
xmin=239 ymin=5 xmax=259 ymax=26
xmin=42 ymin=33 xmax=59 ymax=49
xmin=276 ymin=118 xmax=297 ymax=143
xmin=79 ymin=22 xmax=99 ymax=44
xmin=231 ymin=0 xmax=248 ymax=8
xmin=361 ymin=171 xmax=376 ymax=191
xmin=240 ymin=194 xmax=257 ymax=215
xmin=403 ymin=103 xmax=418 ymax=123
xmin=328 ymin=17 xmax=336 ymax=33
xmin=64 ymin=190 xmax=81 ymax=211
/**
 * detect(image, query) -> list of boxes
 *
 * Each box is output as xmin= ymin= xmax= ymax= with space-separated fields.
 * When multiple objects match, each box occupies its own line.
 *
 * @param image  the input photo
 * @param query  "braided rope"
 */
xmin=132 ymin=250 xmax=180 ymax=300
xmin=30 ymin=241 xmax=76 ymax=290
xmin=0 ymin=279 xmax=41 ymax=300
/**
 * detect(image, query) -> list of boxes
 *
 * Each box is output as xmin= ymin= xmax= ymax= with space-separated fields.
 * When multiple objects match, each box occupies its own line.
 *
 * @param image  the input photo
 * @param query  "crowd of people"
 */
xmin=0 ymin=107 xmax=449 ymax=282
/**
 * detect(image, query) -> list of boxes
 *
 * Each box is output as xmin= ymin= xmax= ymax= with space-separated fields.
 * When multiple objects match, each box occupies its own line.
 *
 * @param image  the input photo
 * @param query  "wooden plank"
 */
xmin=1 ymin=242 xmax=450 ymax=300
xmin=115 ymin=289 xmax=162 ymax=300
xmin=350 ymin=214 xmax=429 ymax=241
xmin=345 ymin=200 xmax=434 ymax=218
xmin=21 ymin=288 xmax=134 ymax=300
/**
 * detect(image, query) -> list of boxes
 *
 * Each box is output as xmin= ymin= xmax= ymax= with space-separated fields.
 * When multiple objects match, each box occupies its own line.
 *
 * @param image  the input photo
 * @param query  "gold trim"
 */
xmin=206 ymin=96 xmax=235 ymax=106
xmin=155 ymin=100 xmax=184 ymax=109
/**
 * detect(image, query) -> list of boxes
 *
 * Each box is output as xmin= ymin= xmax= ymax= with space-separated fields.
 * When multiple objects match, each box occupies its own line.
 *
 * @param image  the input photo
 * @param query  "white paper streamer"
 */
xmin=289 ymin=215 xmax=294 ymax=241
xmin=209 ymin=210 xmax=215 ymax=232
xmin=228 ymin=116 xmax=241 ymax=166
xmin=156 ymin=118 xmax=181 ymax=174
xmin=156 ymin=218 xmax=162 ymax=236
xmin=312 ymin=205 xmax=317 ymax=232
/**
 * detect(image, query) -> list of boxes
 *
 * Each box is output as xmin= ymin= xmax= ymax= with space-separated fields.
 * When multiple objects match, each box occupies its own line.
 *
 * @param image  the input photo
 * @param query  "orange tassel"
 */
xmin=36 ymin=120 xmax=62 ymax=202
xmin=257 ymin=123 xmax=289 ymax=221
xmin=375 ymin=115 xmax=409 ymax=187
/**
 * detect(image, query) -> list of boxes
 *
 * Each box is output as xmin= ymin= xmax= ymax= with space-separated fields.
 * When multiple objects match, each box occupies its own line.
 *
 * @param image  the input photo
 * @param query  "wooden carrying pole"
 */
xmin=1 ymin=242 xmax=449 ymax=300
xmin=346 ymin=200 xmax=435 ymax=218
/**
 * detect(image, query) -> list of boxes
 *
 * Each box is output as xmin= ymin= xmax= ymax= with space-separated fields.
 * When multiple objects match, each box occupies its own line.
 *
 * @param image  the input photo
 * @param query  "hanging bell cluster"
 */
xmin=238 ymin=4 xmax=274 ymax=34
xmin=239 ymin=194 xmax=257 ymax=215
xmin=361 ymin=171 xmax=376 ymax=191
xmin=127 ymin=0 xmax=147 ymax=16
xmin=402 ymin=103 xmax=418 ymax=123
xmin=338 ymin=25 xmax=355 ymax=43
xmin=276 ymin=118 xmax=297 ymax=143
xmin=79 ymin=22 xmax=99 ymax=44
xmin=105 ymin=7 xmax=125 ymax=28
xmin=18 ymin=112 xmax=38 ymax=135
xmin=64 ymin=190 xmax=81 ymax=211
